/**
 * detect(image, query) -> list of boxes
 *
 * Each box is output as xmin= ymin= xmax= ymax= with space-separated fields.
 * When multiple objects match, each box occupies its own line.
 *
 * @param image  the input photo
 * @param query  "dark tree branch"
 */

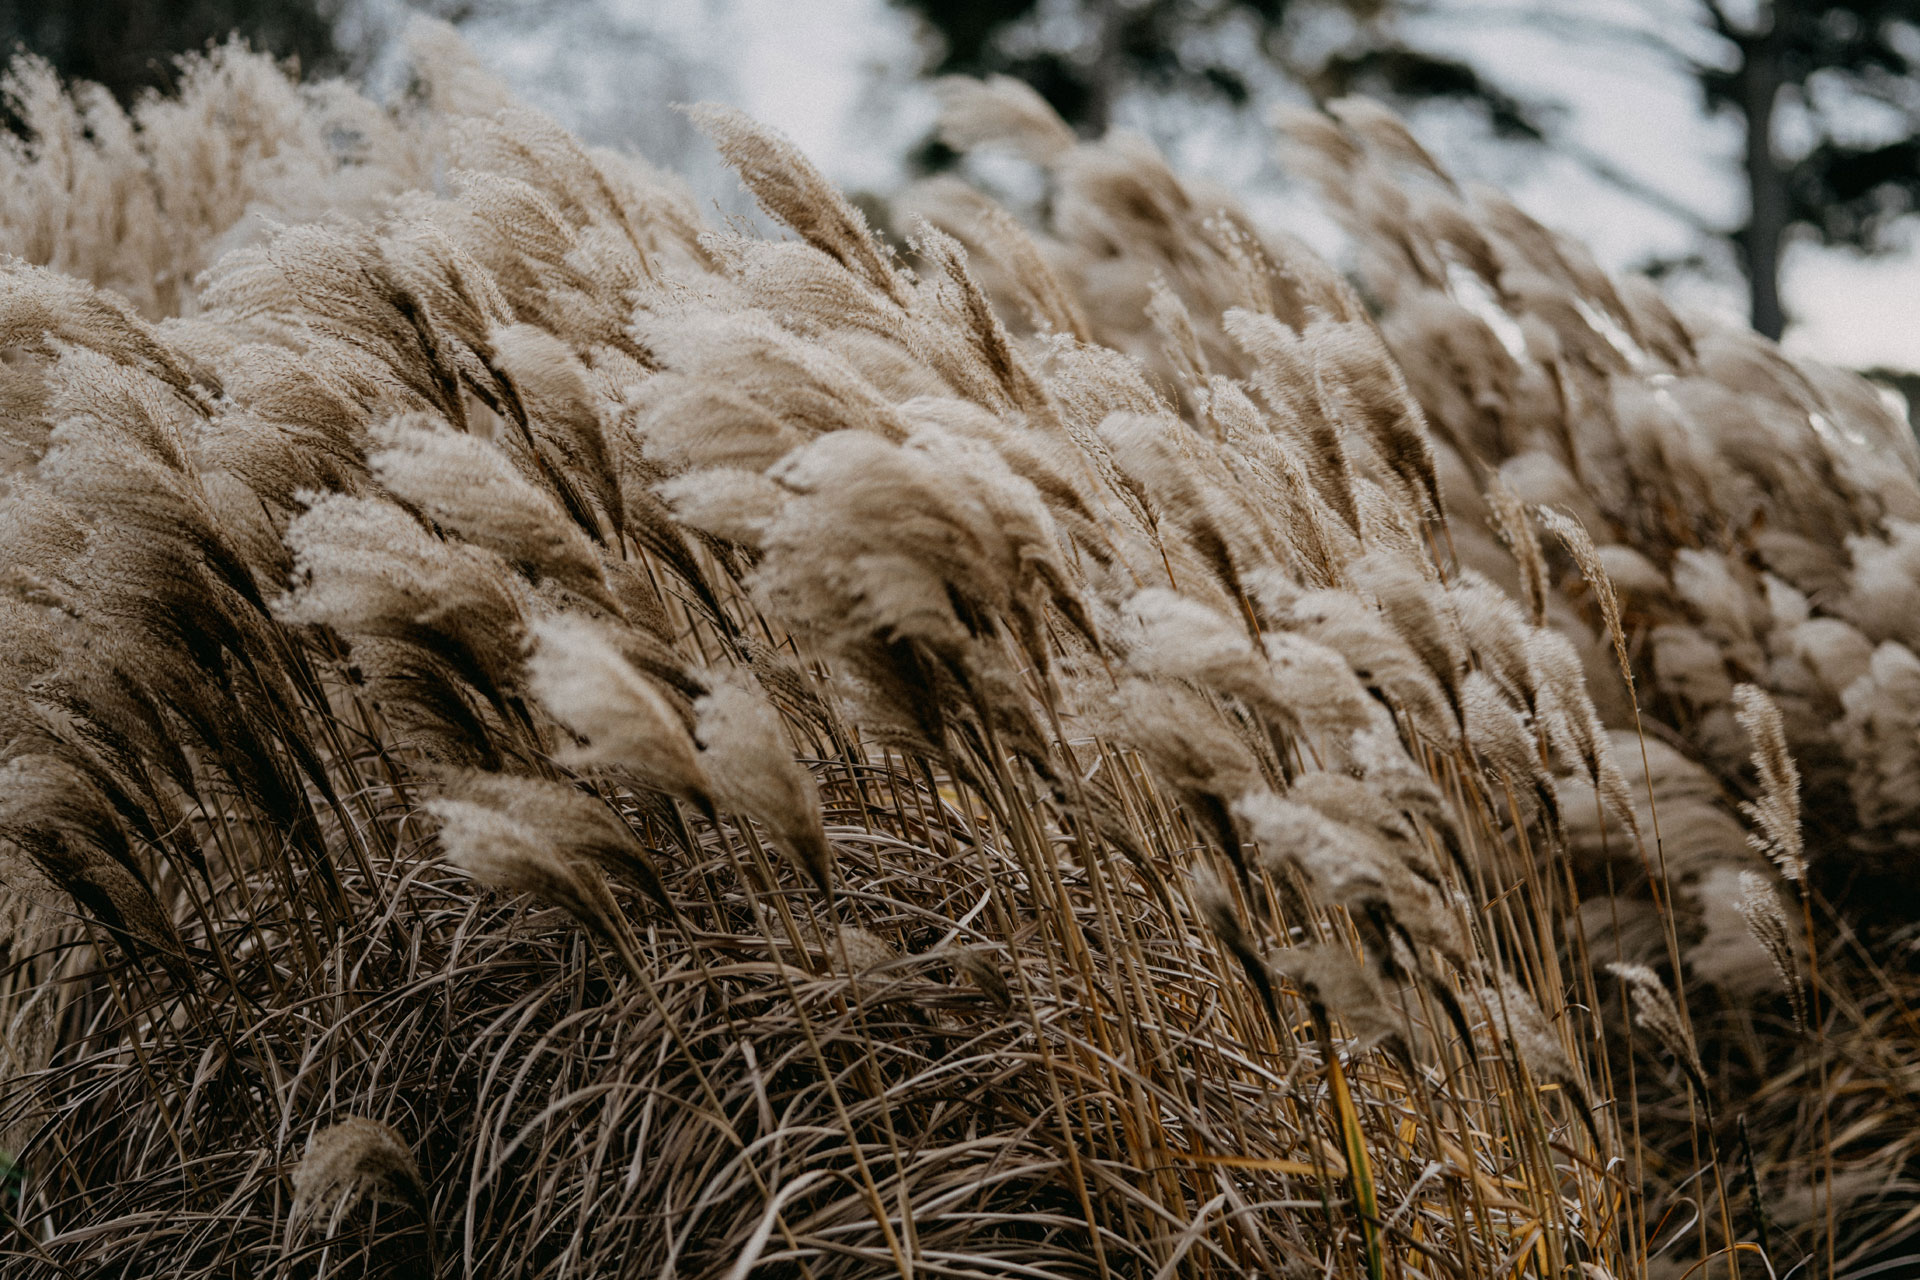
xmin=1401 ymin=2 xmax=1718 ymax=78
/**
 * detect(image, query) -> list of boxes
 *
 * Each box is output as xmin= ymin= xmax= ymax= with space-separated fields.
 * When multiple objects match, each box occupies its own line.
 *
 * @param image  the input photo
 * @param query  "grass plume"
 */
xmin=0 ymin=23 xmax=1910 ymax=1280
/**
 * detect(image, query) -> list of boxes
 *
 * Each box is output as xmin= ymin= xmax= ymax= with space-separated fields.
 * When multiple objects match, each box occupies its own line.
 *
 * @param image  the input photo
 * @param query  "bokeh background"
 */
xmin=8 ymin=0 xmax=1916 ymax=405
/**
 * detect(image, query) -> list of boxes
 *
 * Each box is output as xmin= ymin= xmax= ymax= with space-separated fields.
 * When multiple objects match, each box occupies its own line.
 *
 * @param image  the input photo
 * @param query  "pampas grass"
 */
xmin=0 ymin=22 xmax=1913 ymax=1280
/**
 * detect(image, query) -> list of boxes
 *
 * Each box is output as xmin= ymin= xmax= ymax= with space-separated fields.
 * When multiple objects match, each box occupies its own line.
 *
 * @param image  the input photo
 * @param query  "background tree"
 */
xmin=891 ymin=0 xmax=1920 ymax=341
xmin=1693 ymin=1 xmax=1920 ymax=339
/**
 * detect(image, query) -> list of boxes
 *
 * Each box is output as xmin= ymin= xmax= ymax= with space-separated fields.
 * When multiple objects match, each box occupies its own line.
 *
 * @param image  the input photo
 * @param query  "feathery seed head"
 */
xmin=526 ymin=614 xmax=713 ymax=810
xmin=695 ymin=672 xmax=833 ymax=899
xmin=1735 ymin=869 xmax=1807 ymax=1032
xmin=289 ymin=1117 xmax=430 ymax=1238
xmin=1608 ymin=962 xmax=1704 ymax=1093
xmin=1732 ymin=682 xmax=1806 ymax=884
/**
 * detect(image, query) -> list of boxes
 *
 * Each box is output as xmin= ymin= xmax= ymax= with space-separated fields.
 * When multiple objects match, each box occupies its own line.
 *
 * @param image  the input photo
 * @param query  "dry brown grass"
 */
xmin=0 ymin=23 xmax=1912 ymax=1280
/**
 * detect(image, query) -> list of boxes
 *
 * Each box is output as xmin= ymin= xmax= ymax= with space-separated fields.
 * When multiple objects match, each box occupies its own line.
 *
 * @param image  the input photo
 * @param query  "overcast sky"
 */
xmin=450 ymin=0 xmax=1920 ymax=373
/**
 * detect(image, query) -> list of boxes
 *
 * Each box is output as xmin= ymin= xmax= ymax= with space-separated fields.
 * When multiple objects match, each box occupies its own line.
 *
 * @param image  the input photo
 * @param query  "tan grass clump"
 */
xmin=0 ymin=24 xmax=1911 ymax=1280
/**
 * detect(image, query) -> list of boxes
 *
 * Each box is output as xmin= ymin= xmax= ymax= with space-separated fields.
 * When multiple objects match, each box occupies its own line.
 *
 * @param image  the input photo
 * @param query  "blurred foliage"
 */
xmin=889 ymin=0 xmax=1536 ymax=179
xmin=891 ymin=0 xmax=1920 ymax=340
xmin=0 ymin=0 xmax=342 ymax=103
xmin=890 ymin=0 xmax=1457 ymax=138
xmin=3 ymin=0 xmax=1917 ymax=346
xmin=1702 ymin=2 xmax=1920 ymax=252
xmin=1697 ymin=1 xmax=1920 ymax=335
